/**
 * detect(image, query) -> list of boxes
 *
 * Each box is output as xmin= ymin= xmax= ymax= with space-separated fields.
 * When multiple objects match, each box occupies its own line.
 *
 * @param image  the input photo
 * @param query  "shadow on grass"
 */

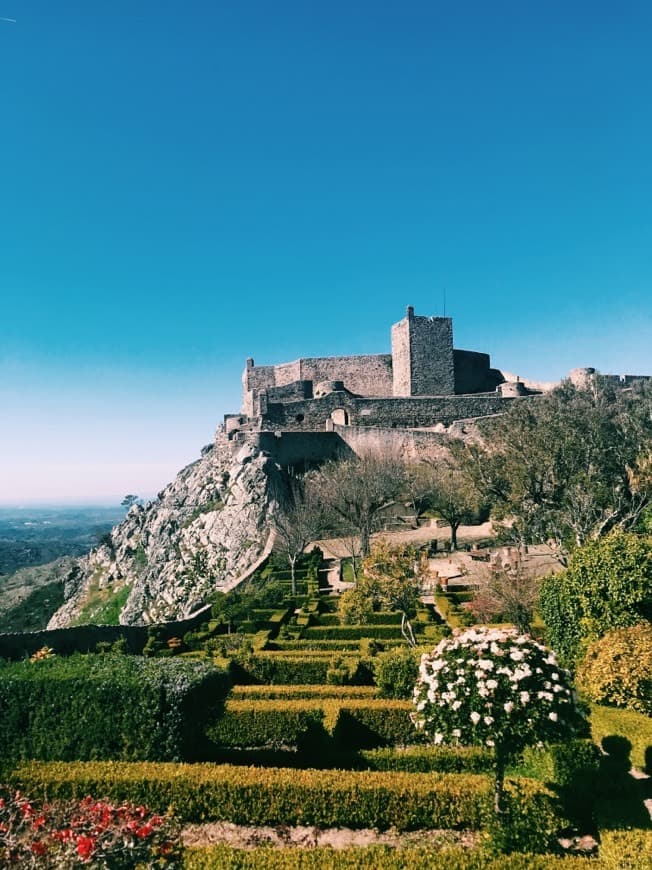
xmin=593 ymin=736 xmax=651 ymax=831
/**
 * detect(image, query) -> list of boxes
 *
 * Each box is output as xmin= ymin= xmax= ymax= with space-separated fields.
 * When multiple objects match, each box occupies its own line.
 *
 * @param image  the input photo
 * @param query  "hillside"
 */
xmin=47 ymin=438 xmax=284 ymax=627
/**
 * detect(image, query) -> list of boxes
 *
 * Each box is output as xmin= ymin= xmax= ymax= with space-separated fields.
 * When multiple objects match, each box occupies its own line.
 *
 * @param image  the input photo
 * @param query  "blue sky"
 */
xmin=1 ymin=1 xmax=651 ymax=503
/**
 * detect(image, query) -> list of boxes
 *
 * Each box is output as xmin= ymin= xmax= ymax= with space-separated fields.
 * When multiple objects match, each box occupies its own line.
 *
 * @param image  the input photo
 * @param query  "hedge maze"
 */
xmin=1 ymin=549 xmax=651 ymax=866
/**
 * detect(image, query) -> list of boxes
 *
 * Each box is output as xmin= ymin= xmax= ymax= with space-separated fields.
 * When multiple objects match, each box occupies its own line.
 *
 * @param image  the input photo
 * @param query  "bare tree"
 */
xmin=272 ymin=478 xmax=324 ymax=595
xmin=306 ymin=452 xmax=407 ymax=562
xmin=468 ymin=558 xmax=543 ymax=635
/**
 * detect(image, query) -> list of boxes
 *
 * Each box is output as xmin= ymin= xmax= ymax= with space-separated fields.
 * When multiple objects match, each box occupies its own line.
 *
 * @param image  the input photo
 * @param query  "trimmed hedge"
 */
xmin=230 ymin=685 xmax=378 ymax=700
xmin=207 ymin=700 xmax=327 ymax=749
xmin=302 ymin=626 xmax=405 ymax=640
xmin=332 ymin=700 xmax=418 ymax=748
xmin=182 ymin=847 xmax=595 ymax=870
xmin=520 ymin=739 xmax=600 ymax=788
xmin=232 ymin=655 xmax=363 ymax=685
xmin=0 ymin=654 xmax=229 ymax=763
xmin=269 ymin=640 xmax=361 ymax=652
xmin=207 ymin=698 xmax=417 ymax=750
xmin=361 ymin=745 xmax=493 ymax=774
xmin=7 ymin=761 xmax=560 ymax=837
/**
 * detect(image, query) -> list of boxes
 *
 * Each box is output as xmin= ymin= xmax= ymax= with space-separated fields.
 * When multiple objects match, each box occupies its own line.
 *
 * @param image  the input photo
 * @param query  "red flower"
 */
xmin=76 ymin=835 xmax=96 ymax=860
xmin=31 ymin=841 xmax=48 ymax=856
xmin=136 ymin=823 xmax=154 ymax=838
xmin=32 ymin=813 xmax=47 ymax=830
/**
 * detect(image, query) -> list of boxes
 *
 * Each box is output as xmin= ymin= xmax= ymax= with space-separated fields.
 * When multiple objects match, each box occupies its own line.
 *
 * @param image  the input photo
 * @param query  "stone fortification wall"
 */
xmin=454 ymin=349 xmax=504 ymax=394
xmin=243 ymin=354 xmax=393 ymax=414
xmin=334 ymin=424 xmax=450 ymax=462
xmin=298 ymin=355 xmax=393 ymax=396
xmin=410 ymin=315 xmax=455 ymax=396
xmin=391 ymin=308 xmax=455 ymax=396
xmin=390 ymin=316 xmax=411 ymax=396
xmin=245 ymin=430 xmax=349 ymax=467
xmin=260 ymin=392 xmax=525 ymax=431
xmin=264 ymin=380 xmax=313 ymax=404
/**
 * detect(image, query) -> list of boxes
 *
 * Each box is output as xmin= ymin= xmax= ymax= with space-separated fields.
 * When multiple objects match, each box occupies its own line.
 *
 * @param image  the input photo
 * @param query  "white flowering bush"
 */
xmin=412 ymin=627 xmax=586 ymax=818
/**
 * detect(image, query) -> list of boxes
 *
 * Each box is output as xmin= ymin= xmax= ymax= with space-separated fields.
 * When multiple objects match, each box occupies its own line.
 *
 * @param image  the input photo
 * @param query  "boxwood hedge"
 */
xmin=0 ymin=654 xmax=229 ymax=762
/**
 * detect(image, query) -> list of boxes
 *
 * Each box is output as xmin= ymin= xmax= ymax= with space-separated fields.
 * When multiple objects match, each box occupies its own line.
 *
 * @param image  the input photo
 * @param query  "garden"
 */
xmin=1 ymin=537 xmax=651 ymax=869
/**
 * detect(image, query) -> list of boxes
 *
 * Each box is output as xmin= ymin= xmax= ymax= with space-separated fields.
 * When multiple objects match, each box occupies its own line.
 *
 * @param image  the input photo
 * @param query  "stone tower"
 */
xmin=391 ymin=306 xmax=455 ymax=396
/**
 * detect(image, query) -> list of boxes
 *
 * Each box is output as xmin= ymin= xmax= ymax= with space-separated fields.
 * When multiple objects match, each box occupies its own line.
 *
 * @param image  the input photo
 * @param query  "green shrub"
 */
xmin=0 ymin=655 xmax=230 ymax=763
xmin=9 ymin=761 xmax=559 ymax=835
xmin=362 ymin=745 xmax=493 ymax=773
xmin=325 ymin=655 xmax=352 ymax=685
xmin=540 ymin=531 xmax=652 ymax=665
xmin=373 ymin=646 xmax=420 ymax=699
xmin=577 ymin=623 xmax=652 ymax=715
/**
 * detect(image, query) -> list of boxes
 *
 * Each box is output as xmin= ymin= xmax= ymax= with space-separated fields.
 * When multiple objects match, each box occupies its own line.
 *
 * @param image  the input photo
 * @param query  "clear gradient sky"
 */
xmin=1 ymin=1 xmax=651 ymax=504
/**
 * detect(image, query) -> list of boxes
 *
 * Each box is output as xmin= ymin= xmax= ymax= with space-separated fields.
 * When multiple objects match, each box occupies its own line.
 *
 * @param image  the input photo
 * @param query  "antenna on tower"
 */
xmin=443 ymin=287 xmax=447 ymax=317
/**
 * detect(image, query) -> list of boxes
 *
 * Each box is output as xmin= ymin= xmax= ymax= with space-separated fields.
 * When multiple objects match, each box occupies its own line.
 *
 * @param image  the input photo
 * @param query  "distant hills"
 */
xmin=0 ymin=506 xmax=123 ymax=632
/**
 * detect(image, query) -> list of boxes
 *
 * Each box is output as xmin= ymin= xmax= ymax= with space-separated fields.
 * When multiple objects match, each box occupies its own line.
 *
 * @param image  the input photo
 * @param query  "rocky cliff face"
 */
xmin=48 ymin=437 xmax=283 ymax=627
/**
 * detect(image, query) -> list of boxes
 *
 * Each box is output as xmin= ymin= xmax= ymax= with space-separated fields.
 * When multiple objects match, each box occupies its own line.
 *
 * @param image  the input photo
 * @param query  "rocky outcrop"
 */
xmin=48 ymin=438 xmax=283 ymax=627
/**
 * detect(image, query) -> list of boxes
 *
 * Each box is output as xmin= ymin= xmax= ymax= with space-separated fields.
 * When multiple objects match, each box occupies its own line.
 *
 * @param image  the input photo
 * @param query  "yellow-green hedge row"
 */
xmin=6 ymin=761 xmax=558 ymax=834
xmin=361 ymin=745 xmax=493 ymax=774
xmin=182 ymin=847 xmax=602 ymax=870
xmin=207 ymin=700 xmax=326 ymax=749
xmin=230 ymin=684 xmax=378 ymax=700
xmin=207 ymin=699 xmax=417 ymax=749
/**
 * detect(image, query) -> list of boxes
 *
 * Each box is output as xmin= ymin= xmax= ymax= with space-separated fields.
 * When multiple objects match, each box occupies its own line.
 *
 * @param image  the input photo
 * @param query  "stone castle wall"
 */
xmin=259 ymin=392 xmax=523 ymax=431
xmin=334 ymin=423 xmax=450 ymax=462
xmin=410 ymin=315 xmax=455 ymax=396
xmin=243 ymin=354 xmax=394 ymax=415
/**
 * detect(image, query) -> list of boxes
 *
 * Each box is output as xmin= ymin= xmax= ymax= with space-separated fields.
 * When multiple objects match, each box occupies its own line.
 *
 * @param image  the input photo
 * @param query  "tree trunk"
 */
xmin=400 ymin=612 xmax=416 ymax=647
xmin=360 ymin=519 xmax=371 ymax=558
xmin=450 ymin=522 xmax=459 ymax=551
xmin=289 ymin=556 xmax=297 ymax=596
xmin=493 ymin=747 xmax=506 ymax=819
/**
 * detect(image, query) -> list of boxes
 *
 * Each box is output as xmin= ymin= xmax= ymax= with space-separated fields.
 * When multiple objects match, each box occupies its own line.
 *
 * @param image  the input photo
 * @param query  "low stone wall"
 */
xmin=0 ymin=604 xmax=212 ymax=661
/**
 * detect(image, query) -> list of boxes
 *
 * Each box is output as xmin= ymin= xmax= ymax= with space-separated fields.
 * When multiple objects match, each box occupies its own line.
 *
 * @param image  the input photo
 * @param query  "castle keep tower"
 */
xmin=391 ymin=306 xmax=455 ymax=396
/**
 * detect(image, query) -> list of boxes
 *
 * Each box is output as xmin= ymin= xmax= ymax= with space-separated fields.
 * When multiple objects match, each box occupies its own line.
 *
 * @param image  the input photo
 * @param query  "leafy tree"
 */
xmin=577 ymin=623 xmax=652 ymax=715
xmin=339 ymin=540 xmax=424 ymax=646
xmin=539 ymin=529 xmax=652 ymax=664
xmin=454 ymin=380 xmax=652 ymax=561
xmin=120 ymin=494 xmax=141 ymax=510
xmin=412 ymin=627 xmax=586 ymax=819
xmin=427 ymin=460 xmax=485 ymax=551
xmin=306 ymin=452 xmax=407 ymax=563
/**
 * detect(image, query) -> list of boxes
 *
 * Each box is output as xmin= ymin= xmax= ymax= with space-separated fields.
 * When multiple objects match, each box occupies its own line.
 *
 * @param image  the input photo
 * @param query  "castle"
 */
xmin=219 ymin=307 xmax=650 ymax=463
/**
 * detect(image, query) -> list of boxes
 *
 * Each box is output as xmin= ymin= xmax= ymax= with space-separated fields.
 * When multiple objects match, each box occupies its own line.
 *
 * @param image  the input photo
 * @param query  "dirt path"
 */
xmin=182 ymin=822 xmax=478 ymax=851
